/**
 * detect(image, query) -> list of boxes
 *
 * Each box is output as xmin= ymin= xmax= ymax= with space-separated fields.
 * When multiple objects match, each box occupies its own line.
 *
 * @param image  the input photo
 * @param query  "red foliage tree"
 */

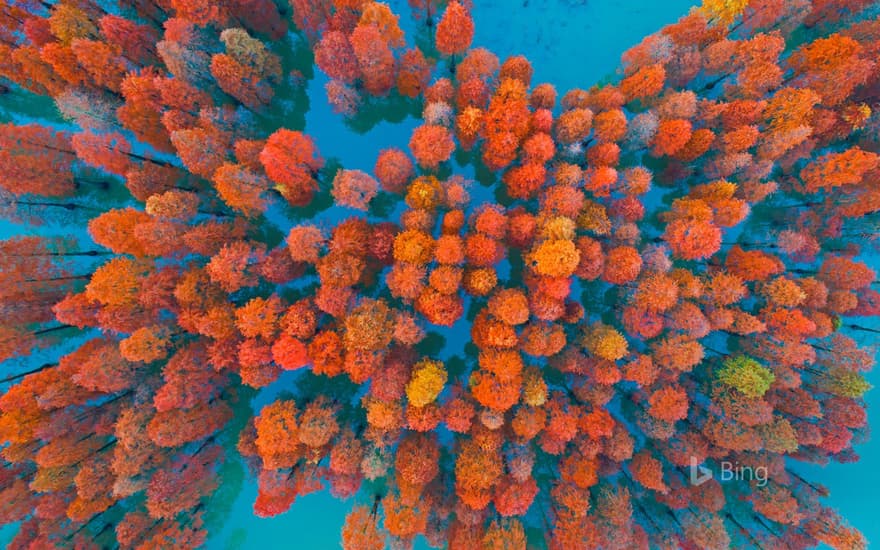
xmin=435 ymin=1 xmax=473 ymax=58
xmin=663 ymin=218 xmax=722 ymax=260
xmin=0 ymin=124 xmax=76 ymax=197
xmin=409 ymin=124 xmax=455 ymax=169
xmin=350 ymin=24 xmax=396 ymax=96
xmin=315 ymin=31 xmax=360 ymax=83
xmin=260 ymin=129 xmax=325 ymax=207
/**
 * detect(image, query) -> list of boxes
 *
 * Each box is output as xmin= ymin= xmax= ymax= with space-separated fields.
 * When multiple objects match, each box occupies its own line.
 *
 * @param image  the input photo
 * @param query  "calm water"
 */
xmin=211 ymin=1 xmax=704 ymax=548
xmin=210 ymin=2 xmax=880 ymax=549
xmin=1 ymin=1 xmax=877 ymax=548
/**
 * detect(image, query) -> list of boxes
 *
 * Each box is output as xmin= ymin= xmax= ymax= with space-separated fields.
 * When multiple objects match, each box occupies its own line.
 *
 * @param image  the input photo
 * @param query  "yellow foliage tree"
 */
xmin=406 ymin=359 xmax=448 ymax=407
xmin=583 ymin=323 xmax=628 ymax=361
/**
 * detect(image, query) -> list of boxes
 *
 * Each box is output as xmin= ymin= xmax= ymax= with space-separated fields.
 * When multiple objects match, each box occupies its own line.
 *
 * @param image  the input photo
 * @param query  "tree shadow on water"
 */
xmin=344 ymin=93 xmax=422 ymax=135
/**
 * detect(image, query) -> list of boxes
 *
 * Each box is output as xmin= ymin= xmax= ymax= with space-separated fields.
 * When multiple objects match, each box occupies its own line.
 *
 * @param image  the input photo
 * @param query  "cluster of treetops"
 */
xmin=0 ymin=0 xmax=878 ymax=547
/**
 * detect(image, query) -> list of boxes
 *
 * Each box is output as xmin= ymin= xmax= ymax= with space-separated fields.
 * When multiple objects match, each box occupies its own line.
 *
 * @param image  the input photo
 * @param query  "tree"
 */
xmin=326 ymin=79 xmax=362 ymax=116
xmin=260 ymin=129 xmax=325 ymax=207
xmin=583 ymin=323 xmax=628 ymax=362
xmin=99 ymin=15 xmax=158 ymax=65
xmin=395 ymin=432 xmax=439 ymax=488
xmin=206 ymin=240 xmax=266 ymax=293
xmin=648 ymin=386 xmax=689 ymax=422
xmin=316 ymin=31 xmax=360 ymax=83
xmin=602 ymin=246 xmax=642 ymax=285
xmin=70 ymin=39 xmax=128 ymax=93
xmin=350 ymin=23 xmax=396 ymax=96
xmin=0 ymin=124 xmax=76 ymax=197
xmin=528 ymin=239 xmax=580 ymax=277
xmin=119 ymin=326 xmax=171 ymax=363
xmin=236 ymin=296 xmax=283 ymax=339
xmin=153 ymin=344 xmax=225 ymax=412
xmin=343 ymin=298 xmax=395 ymax=351
xmin=555 ymin=108 xmax=593 ymax=145
xmin=66 ymin=337 xmax=140 ymax=393
xmin=629 ymin=449 xmax=668 ymax=493
xmin=725 ymin=246 xmax=783 ymax=281
xmin=503 ymin=163 xmax=547 ymax=199
xmin=117 ymin=71 xmax=172 ymax=151
xmin=699 ymin=0 xmax=750 ymax=25
xmin=341 ymin=505 xmax=384 ymax=550
xmin=229 ymin=0 xmax=288 ymax=37
xmin=332 ymin=170 xmax=379 ymax=211
xmin=86 ymin=257 xmax=149 ymax=307
xmin=397 ymin=47 xmax=431 ymax=97
xmin=212 ymin=28 xmax=281 ymax=109
xmin=632 ymin=273 xmax=679 ymax=312
xmin=359 ymin=2 xmax=406 ymax=47
xmin=3 ymin=42 xmax=65 ymax=96
xmin=716 ymin=356 xmax=774 ymax=398
xmin=663 ymin=218 xmax=722 ymax=260
xmin=146 ymin=446 xmax=221 ymax=519
xmin=619 ymin=64 xmax=665 ymax=102
xmin=298 ymin=397 xmax=339 ymax=448
xmin=148 ymin=400 xmax=233 ymax=447
xmin=374 ymin=148 xmax=414 ymax=193
xmin=272 ymin=333 xmax=310 ymax=371
xmin=171 ymin=127 xmax=230 ymax=179
xmin=435 ymin=1 xmax=473 ymax=58
xmin=406 ymin=359 xmax=447 ymax=407
xmin=683 ymin=512 xmax=731 ymax=549
xmin=254 ymin=400 xmax=301 ymax=469
xmin=488 ymin=289 xmax=530 ymax=325
xmin=213 ymin=163 xmax=271 ymax=216
xmin=287 ymin=225 xmax=326 ymax=264
xmin=124 ymin=162 xmax=183 ymax=202
xmin=211 ymin=53 xmax=275 ymax=109
xmin=818 ymin=256 xmax=875 ymax=290
xmin=47 ymin=4 xmax=98 ymax=45
xmin=482 ymin=519 xmax=527 ymax=550
xmin=788 ymin=33 xmax=875 ymax=106
xmin=88 ymin=208 xmax=153 ymax=257
xmin=651 ymin=119 xmax=692 ymax=157
xmin=800 ymin=147 xmax=878 ymax=193
xmin=72 ymin=130 xmax=140 ymax=177
xmin=409 ymin=124 xmax=455 ymax=169
xmin=470 ymin=367 xmax=521 ymax=412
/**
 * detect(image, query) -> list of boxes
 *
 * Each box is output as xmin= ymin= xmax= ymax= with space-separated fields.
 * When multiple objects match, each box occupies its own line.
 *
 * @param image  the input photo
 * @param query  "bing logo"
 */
xmin=689 ymin=456 xmax=713 ymax=486
xmin=689 ymin=457 xmax=768 ymax=487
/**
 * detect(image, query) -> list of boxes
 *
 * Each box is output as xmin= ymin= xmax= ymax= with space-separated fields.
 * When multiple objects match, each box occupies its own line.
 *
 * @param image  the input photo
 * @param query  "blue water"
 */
xmin=211 ymin=2 xmax=880 ymax=548
xmin=206 ymin=1 xmax=712 ymax=549
xmin=2 ymin=1 xmax=877 ymax=548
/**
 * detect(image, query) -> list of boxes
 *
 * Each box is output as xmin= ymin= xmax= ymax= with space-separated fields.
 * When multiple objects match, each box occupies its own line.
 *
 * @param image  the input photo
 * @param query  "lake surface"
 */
xmin=209 ymin=2 xmax=880 ymax=549
xmin=1 ymin=1 xmax=877 ymax=548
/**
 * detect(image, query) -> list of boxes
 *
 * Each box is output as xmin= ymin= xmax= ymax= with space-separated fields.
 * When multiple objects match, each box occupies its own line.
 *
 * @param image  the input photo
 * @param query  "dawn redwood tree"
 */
xmin=260 ymin=129 xmax=325 ymax=207
xmin=0 ymin=124 xmax=76 ymax=197
xmin=349 ymin=23 xmax=397 ymax=96
xmin=435 ymin=1 xmax=473 ymax=59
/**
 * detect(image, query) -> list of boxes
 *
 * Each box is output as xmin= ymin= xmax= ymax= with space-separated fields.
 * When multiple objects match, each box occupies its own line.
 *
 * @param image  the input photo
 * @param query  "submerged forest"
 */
xmin=0 ymin=0 xmax=879 ymax=548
